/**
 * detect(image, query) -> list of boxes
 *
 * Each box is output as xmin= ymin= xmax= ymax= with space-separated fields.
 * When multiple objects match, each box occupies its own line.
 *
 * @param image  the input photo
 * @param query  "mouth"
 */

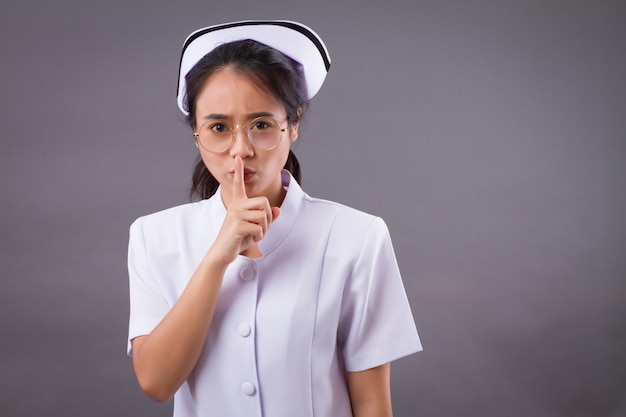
xmin=243 ymin=171 xmax=254 ymax=182
xmin=230 ymin=169 xmax=255 ymax=182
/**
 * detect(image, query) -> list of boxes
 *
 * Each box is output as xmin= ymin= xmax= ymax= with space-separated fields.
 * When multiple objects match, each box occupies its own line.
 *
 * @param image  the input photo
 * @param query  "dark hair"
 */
xmin=184 ymin=39 xmax=308 ymax=200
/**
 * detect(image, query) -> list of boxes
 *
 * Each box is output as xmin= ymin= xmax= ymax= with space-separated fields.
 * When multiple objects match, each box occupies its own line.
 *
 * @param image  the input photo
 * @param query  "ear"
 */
xmin=193 ymin=132 xmax=200 ymax=149
xmin=289 ymin=108 xmax=302 ymax=143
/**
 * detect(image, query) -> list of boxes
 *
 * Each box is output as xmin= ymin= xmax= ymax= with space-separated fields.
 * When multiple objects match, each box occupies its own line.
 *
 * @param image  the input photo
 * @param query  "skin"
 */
xmin=131 ymin=68 xmax=392 ymax=416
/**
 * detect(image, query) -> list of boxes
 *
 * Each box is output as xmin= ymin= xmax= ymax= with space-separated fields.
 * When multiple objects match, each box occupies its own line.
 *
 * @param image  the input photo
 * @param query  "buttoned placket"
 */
xmin=233 ymin=257 xmax=262 ymax=412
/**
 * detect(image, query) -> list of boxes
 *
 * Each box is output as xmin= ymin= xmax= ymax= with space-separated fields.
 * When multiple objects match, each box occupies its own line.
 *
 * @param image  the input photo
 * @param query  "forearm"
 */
xmin=352 ymin=401 xmax=393 ymax=417
xmin=348 ymin=363 xmax=393 ymax=417
xmin=132 ymin=251 xmax=228 ymax=402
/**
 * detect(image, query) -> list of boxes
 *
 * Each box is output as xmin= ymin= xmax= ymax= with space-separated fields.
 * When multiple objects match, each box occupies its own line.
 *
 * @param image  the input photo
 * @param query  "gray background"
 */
xmin=1 ymin=0 xmax=624 ymax=416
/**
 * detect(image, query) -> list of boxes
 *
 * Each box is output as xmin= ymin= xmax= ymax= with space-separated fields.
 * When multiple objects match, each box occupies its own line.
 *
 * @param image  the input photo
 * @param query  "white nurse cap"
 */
xmin=176 ymin=20 xmax=331 ymax=115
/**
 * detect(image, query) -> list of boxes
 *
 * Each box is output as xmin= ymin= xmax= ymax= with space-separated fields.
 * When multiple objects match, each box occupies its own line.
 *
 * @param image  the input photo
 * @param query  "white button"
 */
xmin=241 ymin=381 xmax=256 ymax=396
xmin=237 ymin=323 xmax=251 ymax=337
xmin=240 ymin=265 xmax=255 ymax=281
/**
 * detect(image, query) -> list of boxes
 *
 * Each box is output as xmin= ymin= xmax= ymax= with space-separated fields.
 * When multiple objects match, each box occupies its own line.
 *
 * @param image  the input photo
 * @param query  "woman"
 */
xmin=127 ymin=20 xmax=421 ymax=417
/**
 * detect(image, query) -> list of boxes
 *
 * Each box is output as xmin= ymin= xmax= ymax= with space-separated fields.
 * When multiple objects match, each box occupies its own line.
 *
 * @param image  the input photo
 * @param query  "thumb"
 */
xmin=232 ymin=155 xmax=247 ymax=200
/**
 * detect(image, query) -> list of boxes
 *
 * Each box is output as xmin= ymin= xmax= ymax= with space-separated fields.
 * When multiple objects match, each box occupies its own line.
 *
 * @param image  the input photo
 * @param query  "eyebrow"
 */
xmin=200 ymin=111 xmax=277 ymax=121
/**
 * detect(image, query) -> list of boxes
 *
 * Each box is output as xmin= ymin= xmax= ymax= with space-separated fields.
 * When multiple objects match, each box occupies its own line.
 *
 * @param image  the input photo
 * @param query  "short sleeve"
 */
xmin=126 ymin=217 xmax=170 ymax=356
xmin=338 ymin=217 xmax=422 ymax=372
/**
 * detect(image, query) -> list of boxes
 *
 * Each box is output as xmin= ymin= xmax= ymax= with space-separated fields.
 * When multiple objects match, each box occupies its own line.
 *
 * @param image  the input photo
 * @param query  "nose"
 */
xmin=229 ymin=125 xmax=254 ymax=158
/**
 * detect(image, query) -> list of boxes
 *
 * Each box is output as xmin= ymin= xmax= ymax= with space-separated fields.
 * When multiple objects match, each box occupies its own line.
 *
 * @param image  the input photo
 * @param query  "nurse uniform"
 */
xmin=127 ymin=171 xmax=422 ymax=416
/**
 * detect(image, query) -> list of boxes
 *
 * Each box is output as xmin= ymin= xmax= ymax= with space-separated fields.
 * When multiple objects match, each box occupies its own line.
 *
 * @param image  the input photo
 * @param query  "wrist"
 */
xmin=202 ymin=246 xmax=234 ymax=272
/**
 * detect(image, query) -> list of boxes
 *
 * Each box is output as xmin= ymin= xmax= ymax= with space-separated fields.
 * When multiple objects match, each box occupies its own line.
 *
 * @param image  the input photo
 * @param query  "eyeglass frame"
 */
xmin=193 ymin=116 xmax=289 ymax=153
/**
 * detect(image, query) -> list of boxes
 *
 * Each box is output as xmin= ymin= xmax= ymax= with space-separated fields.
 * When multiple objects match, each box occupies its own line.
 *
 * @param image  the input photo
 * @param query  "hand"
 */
xmin=209 ymin=156 xmax=280 ymax=264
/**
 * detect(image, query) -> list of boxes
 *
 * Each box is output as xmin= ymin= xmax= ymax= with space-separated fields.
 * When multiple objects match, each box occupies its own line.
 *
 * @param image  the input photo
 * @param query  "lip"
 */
xmin=229 ymin=169 xmax=256 ymax=181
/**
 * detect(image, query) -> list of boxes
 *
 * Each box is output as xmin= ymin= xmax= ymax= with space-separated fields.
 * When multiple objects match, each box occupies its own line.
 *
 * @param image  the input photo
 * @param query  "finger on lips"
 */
xmin=231 ymin=156 xmax=275 ymax=227
xmin=232 ymin=155 xmax=247 ymax=200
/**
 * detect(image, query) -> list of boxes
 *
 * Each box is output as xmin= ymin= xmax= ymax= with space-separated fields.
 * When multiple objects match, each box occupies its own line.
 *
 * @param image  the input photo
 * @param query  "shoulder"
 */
xmin=129 ymin=198 xmax=216 ymax=242
xmin=300 ymin=194 xmax=389 ymax=242
xmin=304 ymin=193 xmax=383 ymax=222
xmin=128 ymin=198 xmax=223 ymax=260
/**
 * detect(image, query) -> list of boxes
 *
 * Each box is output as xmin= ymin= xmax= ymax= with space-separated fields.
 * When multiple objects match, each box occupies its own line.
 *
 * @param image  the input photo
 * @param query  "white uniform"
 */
xmin=127 ymin=171 xmax=422 ymax=417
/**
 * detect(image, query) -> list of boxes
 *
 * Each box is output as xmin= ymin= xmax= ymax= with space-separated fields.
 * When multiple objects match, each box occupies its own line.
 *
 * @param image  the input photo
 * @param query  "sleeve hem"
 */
xmin=344 ymin=337 xmax=423 ymax=372
xmin=127 ymin=318 xmax=161 ymax=356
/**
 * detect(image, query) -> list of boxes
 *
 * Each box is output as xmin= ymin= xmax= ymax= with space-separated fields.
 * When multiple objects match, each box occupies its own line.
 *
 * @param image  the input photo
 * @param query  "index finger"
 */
xmin=232 ymin=155 xmax=247 ymax=200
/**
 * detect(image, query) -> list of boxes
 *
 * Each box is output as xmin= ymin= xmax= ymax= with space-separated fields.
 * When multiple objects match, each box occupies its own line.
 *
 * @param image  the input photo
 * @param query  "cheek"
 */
xmin=198 ymin=151 xmax=221 ymax=176
xmin=276 ymin=144 xmax=292 ymax=170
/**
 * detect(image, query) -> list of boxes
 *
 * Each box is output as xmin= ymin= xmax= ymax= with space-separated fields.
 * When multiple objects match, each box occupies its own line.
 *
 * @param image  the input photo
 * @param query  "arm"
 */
xmin=131 ymin=156 xmax=278 ymax=402
xmin=347 ymin=363 xmax=393 ymax=417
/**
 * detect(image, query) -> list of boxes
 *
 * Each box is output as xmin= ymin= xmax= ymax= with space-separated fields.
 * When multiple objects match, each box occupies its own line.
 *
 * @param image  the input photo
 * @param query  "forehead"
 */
xmin=195 ymin=68 xmax=284 ymax=117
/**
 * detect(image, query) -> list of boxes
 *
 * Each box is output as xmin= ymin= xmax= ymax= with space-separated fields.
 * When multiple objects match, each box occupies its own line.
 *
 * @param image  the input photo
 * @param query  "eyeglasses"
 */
xmin=193 ymin=117 xmax=288 ymax=153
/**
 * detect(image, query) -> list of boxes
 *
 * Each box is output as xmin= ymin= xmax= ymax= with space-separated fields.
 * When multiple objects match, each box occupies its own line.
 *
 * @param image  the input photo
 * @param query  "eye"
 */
xmin=201 ymin=121 xmax=229 ymax=135
xmin=210 ymin=123 xmax=227 ymax=133
xmin=254 ymin=118 xmax=279 ymax=131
